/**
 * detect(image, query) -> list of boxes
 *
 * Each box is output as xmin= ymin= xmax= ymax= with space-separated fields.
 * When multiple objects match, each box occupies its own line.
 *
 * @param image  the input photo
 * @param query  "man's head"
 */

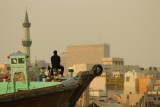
xmin=53 ymin=50 xmax=57 ymax=55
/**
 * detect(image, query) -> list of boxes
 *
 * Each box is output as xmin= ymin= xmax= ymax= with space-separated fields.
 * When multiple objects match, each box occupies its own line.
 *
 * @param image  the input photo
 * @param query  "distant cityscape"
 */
xmin=0 ymin=10 xmax=160 ymax=107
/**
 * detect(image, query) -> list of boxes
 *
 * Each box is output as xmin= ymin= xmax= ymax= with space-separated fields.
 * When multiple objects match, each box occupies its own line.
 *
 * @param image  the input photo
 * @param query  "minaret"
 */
xmin=22 ymin=10 xmax=32 ymax=66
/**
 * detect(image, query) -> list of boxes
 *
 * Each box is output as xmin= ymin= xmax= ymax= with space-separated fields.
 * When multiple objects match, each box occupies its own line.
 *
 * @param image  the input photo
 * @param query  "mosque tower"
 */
xmin=22 ymin=11 xmax=32 ymax=66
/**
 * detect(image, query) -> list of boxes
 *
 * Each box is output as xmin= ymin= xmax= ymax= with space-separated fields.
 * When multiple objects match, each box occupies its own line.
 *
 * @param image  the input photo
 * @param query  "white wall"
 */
xmin=89 ymin=72 xmax=106 ymax=91
xmin=124 ymin=70 xmax=137 ymax=94
xmin=124 ymin=70 xmax=145 ymax=94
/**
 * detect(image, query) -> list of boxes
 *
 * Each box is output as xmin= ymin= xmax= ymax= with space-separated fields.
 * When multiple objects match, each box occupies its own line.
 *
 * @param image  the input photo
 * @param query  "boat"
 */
xmin=0 ymin=52 xmax=103 ymax=107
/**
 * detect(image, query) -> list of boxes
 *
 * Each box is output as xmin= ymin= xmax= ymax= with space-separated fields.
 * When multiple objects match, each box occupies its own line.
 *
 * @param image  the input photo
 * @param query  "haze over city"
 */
xmin=0 ymin=0 xmax=160 ymax=67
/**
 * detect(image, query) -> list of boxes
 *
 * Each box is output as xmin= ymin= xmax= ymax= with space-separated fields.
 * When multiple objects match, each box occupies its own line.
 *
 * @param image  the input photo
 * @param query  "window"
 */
xmin=11 ymin=58 xmax=17 ymax=64
xmin=18 ymin=58 xmax=25 ymax=64
xmin=126 ymin=77 xmax=130 ymax=82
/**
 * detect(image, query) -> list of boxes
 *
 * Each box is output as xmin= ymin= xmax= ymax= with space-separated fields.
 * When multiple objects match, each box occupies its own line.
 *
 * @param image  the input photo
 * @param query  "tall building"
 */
xmin=60 ymin=52 xmax=67 ymax=72
xmin=65 ymin=43 xmax=110 ymax=70
xmin=22 ymin=11 xmax=32 ymax=66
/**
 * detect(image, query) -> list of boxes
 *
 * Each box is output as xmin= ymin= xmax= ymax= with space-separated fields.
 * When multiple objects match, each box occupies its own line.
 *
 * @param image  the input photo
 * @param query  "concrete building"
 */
xmin=102 ymin=57 xmax=140 ymax=74
xmin=117 ymin=93 xmax=143 ymax=107
xmin=138 ymin=76 xmax=152 ymax=94
xmin=124 ymin=70 xmax=145 ymax=94
xmin=106 ymin=77 xmax=124 ymax=91
xmin=144 ymin=67 xmax=160 ymax=80
xmin=60 ymin=52 xmax=67 ymax=73
xmin=144 ymin=91 xmax=160 ymax=106
xmin=74 ymin=63 xmax=123 ymax=102
xmin=102 ymin=57 xmax=124 ymax=65
xmin=102 ymin=57 xmax=141 ymax=98
xmin=72 ymin=58 xmax=160 ymax=107
xmin=66 ymin=43 xmax=110 ymax=70
xmin=22 ymin=11 xmax=32 ymax=66
xmin=73 ymin=63 xmax=95 ymax=76
xmin=118 ymin=85 xmax=160 ymax=107
xmin=117 ymin=69 xmax=160 ymax=106
xmin=124 ymin=70 xmax=138 ymax=94
xmin=72 ymin=63 xmax=106 ymax=92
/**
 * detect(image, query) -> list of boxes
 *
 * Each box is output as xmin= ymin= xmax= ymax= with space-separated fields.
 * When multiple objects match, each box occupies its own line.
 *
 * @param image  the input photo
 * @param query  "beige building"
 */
xmin=102 ymin=57 xmax=124 ymax=65
xmin=124 ymin=70 xmax=145 ymax=94
xmin=72 ymin=58 xmax=160 ymax=107
xmin=117 ymin=93 xmax=143 ymax=107
xmin=66 ymin=43 xmax=110 ymax=71
xmin=144 ymin=91 xmax=160 ymax=106
xmin=60 ymin=52 xmax=67 ymax=73
xmin=73 ymin=63 xmax=94 ymax=76
xmin=102 ymin=58 xmax=140 ymax=73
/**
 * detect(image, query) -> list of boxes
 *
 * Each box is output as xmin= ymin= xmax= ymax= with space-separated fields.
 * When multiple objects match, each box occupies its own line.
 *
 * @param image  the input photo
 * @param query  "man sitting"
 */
xmin=51 ymin=50 xmax=64 ymax=77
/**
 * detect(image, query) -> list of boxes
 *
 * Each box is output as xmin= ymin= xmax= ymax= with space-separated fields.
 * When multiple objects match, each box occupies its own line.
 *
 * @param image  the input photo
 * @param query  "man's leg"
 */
xmin=58 ymin=65 xmax=64 ymax=76
xmin=51 ymin=68 xmax=53 ymax=76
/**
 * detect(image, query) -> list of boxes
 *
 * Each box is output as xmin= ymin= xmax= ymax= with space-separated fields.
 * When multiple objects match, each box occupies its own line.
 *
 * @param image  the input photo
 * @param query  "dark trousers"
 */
xmin=51 ymin=65 xmax=64 ymax=76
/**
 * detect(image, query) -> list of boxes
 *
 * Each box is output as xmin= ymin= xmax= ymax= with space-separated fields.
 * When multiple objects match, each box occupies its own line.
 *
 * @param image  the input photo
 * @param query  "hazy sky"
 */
xmin=0 ymin=0 xmax=160 ymax=67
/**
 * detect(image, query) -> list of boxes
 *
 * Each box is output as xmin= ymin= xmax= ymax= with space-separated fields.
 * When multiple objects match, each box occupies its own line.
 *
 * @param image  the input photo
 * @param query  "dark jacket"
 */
xmin=51 ymin=55 xmax=60 ymax=68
